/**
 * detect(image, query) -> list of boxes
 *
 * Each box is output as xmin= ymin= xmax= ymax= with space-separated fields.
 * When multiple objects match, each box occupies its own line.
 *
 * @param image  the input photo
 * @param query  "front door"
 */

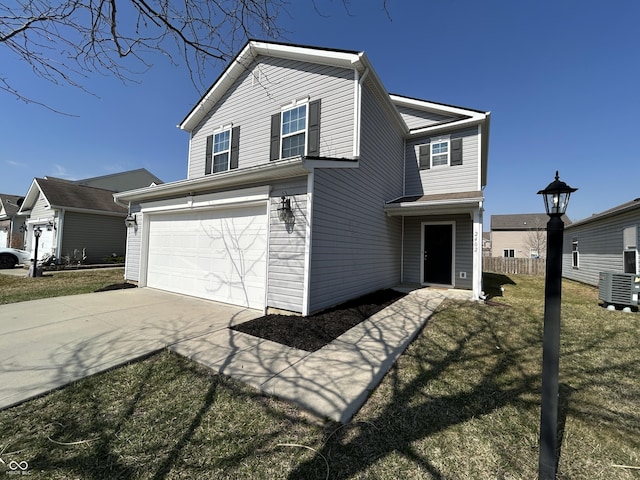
xmin=423 ymin=223 xmax=453 ymax=285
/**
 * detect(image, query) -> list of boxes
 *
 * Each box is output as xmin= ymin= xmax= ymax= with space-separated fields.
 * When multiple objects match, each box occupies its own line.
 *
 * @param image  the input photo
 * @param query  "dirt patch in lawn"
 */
xmin=231 ymin=289 xmax=406 ymax=352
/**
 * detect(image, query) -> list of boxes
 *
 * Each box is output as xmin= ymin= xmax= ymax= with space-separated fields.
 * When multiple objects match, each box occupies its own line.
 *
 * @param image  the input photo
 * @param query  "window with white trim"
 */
xmin=572 ymin=238 xmax=579 ymax=269
xmin=213 ymin=128 xmax=231 ymax=173
xmin=281 ymin=104 xmax=307 ymax=158
xmin=431 ymin=136 xmax=450 ymax=167
xmin=503 ymin=249 xmax=515 ymax=258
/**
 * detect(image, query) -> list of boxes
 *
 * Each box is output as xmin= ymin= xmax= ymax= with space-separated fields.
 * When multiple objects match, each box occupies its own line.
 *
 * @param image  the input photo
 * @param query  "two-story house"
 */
xmin=114 ymin=41 xmax=491 ymax=316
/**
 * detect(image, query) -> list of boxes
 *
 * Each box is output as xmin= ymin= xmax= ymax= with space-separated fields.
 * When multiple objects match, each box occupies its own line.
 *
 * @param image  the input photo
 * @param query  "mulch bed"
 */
xmin=230 ymin=289 xmax=406 ymax=352
xmin=94 ymin=283 xmax=137 ymax=292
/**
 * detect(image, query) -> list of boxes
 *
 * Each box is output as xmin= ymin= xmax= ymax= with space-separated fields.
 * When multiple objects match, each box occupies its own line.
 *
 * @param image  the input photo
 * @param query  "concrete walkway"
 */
xmin=0 ymin=286 xmax=472 ymax=423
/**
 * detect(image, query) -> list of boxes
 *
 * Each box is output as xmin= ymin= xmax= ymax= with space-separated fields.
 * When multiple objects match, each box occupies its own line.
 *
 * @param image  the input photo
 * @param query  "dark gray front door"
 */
xmin=423 ymin=223 xmax=453 ymax=285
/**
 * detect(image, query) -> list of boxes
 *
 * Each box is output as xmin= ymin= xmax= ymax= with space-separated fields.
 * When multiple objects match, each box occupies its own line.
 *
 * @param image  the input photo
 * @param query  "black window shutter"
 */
xmin=270 ymin=113 xmax=281 ymax=161
xmin=230 ymin=126 xmax=240 ymax=169
xmin=205 ymin=135 xmax=213 ymax=174
xmin=419 ymin=144 xmax=430 ymax=169
xmin=307 ymin=99 xmax=321 ymax=156
xmin=451 ymin=138 xmax=463 ymax=166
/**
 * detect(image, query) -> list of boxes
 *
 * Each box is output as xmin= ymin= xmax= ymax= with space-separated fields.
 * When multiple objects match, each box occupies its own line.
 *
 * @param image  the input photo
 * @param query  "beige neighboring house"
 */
xmin=490 ymin=213 xmax=571 ymax=259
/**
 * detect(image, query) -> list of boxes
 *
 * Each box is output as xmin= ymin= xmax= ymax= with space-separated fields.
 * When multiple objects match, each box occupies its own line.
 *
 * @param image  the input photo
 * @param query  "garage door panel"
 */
xmin=146 ymin=205 xmax=267 ymax=309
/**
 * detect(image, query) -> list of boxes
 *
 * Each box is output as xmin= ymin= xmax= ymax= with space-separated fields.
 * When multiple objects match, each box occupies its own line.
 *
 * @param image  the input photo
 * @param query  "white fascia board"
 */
xmin=114 ymin=158 xmax=307 ymax=204
xmin=17 ymin=179 xmax=44 ymax=214
xmin=140 ymin=186 xmax=269 ymax=214
xmin=50 ymin=206 xmax=125 ymax=217
xmin=384 ymin=198 xmax=482 ymax=217
xmin=407 ymin=116 xmax=487 ymax=138
xmin=250 ymin=41 xmax=361 ymax=69
xmin=390 ymin=94 xmax=488 ymax=120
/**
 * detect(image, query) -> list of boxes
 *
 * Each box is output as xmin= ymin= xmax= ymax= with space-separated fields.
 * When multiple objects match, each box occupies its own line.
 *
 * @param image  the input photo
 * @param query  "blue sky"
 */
xmin=1 ymin=0 xmax=638 ymax=225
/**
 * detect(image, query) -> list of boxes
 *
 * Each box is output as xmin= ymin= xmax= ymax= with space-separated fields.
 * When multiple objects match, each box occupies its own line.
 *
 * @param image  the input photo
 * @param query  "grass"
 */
xmin=0 ymin=268 xmax=125 ymax=304
xmin=0 ymin=273 xmax=639 ymax=478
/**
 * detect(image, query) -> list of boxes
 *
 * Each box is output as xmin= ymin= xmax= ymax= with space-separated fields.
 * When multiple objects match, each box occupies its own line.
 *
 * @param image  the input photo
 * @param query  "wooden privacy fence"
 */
xmin=483 ymin=257 xmax=546 ymax=276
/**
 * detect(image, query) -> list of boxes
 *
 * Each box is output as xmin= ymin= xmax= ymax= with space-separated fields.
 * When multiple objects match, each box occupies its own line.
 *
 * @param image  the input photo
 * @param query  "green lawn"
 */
xmin=0 ymin=268 xmax=125 ymax=304
xmin=0 ymin=273 xmax=638 ymax=479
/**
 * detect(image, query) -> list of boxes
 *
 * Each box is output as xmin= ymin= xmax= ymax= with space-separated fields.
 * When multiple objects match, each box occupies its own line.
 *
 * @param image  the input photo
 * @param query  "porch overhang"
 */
xmin=384 ymin=191 xmax=483 ymax=217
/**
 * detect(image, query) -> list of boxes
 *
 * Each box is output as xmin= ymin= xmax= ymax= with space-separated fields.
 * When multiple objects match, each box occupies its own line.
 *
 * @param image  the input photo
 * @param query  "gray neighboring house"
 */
xmin=0 ymin=194 xmax=26 ymax=248
xmin=18 ymin=169 xmax=162 ymax=264
xmin=115 ymin=40 xmax=491 ymax=315
xmin=563 ymin=197 xmax=640 ymax=286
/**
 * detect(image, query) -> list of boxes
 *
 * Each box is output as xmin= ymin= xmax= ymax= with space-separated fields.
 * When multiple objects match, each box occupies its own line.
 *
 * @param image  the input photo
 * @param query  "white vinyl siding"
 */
xmin=124 ymin=206 xmax=143 ymax=282
xmin=30 ymin=193 xmax=53 ymax=219
xmin=188 ymin=57 xmax=355 ymax=179
xmin=307 ymin=83 xmax=404 ymax=314
xmin=267 ymin=178 xmax=308 ymax=313
xmin=405 ymin=127 xmax=480 ymax=195
xmin=562 ymin=207 xmax=640 ymax=286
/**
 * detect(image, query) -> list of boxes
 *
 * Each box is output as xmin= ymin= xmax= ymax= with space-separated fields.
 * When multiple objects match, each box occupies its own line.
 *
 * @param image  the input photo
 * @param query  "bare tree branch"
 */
xmin=0 ymin=0 xmax=389 ymax=110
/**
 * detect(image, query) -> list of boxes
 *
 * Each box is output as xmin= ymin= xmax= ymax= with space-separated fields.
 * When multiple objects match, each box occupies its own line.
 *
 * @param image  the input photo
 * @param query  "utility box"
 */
xmin=598 ymin=271 xmax=640 ymax=308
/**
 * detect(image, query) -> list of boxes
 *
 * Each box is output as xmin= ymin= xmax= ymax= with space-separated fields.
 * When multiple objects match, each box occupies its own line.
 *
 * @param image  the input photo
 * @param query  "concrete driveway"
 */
xmin=0 ymin=288 xmax=262 ymax=410
xmin=0 ymin=284 xmax=472 ymax=422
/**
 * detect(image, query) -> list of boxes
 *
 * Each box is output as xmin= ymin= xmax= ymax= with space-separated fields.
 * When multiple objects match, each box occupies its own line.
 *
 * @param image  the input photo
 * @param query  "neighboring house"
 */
xmin=0 ymin=194 xmax=26 ymax=248
xmin=482 ymin=232 xmax=491 ymax=257
xmin=114 ymin=40 xmax=491 ymax=315
xmin=490 ymin=213 xmax=571 ymax=259
xmin=563 ymin=197 xmax=640 ymax=286
xmin=18 ymin=169 xmax=162 ymax=264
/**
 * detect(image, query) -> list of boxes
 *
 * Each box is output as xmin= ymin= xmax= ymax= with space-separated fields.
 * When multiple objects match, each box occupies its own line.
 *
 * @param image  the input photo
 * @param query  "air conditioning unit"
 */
xmin=598 ymin=271 xmax=640 ymax=308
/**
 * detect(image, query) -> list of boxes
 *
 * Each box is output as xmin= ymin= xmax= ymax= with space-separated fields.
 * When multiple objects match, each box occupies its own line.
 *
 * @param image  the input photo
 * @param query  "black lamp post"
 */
xmin=32 ymin=226 xmax=42 ymax=278
xmin=536 ymin=171 xmax=577 ymax=479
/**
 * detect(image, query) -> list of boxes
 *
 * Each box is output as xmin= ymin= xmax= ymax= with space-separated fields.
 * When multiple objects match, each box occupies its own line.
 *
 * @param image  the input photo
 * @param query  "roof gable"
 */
xmin=20 ymin=178 xmax=126 ymax=215
xmin=0 ymin=194 xmax=23 ymax=217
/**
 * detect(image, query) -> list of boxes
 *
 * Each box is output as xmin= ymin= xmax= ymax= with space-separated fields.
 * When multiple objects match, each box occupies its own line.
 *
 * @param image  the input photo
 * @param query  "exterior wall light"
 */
xmin=124 ymin=214 xmax=137 ymax=228
xmin=536 ymin=170 xmax=577 ymax=480
xmin=277 ymin=194 xmax=293 ymax=222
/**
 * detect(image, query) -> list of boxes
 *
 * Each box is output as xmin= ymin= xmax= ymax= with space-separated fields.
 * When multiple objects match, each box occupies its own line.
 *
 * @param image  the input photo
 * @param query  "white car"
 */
xmin=0 ymin=248 xmax=32 ymax=269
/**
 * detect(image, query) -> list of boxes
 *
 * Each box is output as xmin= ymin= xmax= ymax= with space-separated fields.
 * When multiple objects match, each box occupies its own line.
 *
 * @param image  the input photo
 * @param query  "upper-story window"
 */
xmin=270 ymin=99 xmax=321 ymax=161
xmin=431 ymin=137 xmax=450 ymax=167
xmin=418 ymin=136 xmax=463 ymax=170
xmin=213 ymin=128 xmax=231 ymax=172
xmin=281 ymin=104 xmax=307 ymax=158
xmin=205 ymin=125 xmax=240 ymax=175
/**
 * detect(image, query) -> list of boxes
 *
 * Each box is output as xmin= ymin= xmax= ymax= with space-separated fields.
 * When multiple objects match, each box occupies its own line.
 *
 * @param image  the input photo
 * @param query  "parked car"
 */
xmin=0 ymin=248 xmax=32 ymax=269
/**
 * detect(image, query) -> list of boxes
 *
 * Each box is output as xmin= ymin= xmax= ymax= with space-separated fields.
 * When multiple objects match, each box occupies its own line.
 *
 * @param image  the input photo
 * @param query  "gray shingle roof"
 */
xmin=491 ymin=213 xmax=571 ymax=230
xmin=36 ymin=178 xmax=126 ymax=214
xmin=0 ymin=194 xmax=23 ymax=216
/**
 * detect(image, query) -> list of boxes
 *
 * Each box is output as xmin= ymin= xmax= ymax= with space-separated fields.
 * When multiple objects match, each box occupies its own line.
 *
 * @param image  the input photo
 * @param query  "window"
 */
xmin=418 ymin=136 xmax=462 ymax=170
xmin=213 ymin=129 xmax=231 ymax=173
xmin=503 ymin=249 xmax=515 ymax=258
xmin=205 ymin=126 xmax=240 ymax=175
xmin=431 ymin=136 xmax=450 ymax=167
xmin=572 ymin=239 xmax=579 ymax=269
xmin=281 ymin=104 xmax=307 ymax=158
xmin=530 ymin=249 xmax=539 ymax=259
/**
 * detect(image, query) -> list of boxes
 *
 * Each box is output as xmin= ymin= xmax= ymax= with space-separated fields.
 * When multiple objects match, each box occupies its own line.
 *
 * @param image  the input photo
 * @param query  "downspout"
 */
xmin=56 ymin=209 xmax=65 ymax=261
xmin=353 ymin=66 xmax=369 ymax=158
xmin=302 ymin=170 xmax=315 ymax=316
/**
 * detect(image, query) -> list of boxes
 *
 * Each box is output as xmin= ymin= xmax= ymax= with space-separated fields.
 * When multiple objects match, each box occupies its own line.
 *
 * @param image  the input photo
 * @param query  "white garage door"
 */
xmin=146 ymin=205 xmax=267 ymax=310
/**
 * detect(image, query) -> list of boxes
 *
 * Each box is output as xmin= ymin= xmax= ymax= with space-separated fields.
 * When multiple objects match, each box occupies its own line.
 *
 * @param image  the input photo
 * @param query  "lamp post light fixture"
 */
xmin=32 ymin=226 xmax=42 ymax=278
xmin=536 ymin=171 xmax=577 ymax=480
